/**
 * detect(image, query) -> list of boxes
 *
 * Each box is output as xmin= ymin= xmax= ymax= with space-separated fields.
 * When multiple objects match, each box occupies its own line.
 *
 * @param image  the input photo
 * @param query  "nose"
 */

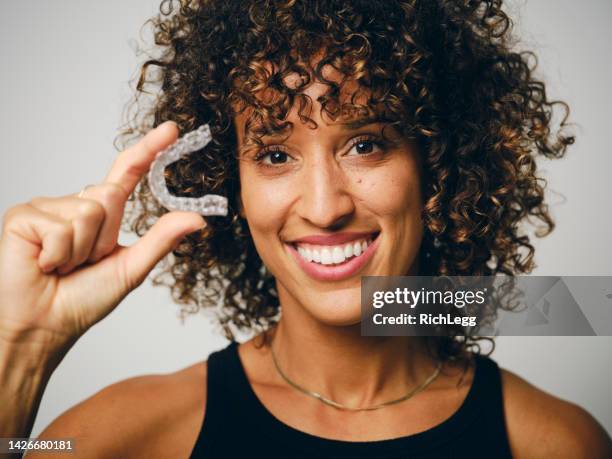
xmin=295 ymin=153 xmax=355 ymax=229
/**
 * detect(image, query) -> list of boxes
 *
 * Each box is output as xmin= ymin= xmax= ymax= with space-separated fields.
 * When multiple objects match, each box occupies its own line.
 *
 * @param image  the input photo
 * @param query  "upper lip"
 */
xmin=288 ymin=231 xmax=379 ymax=246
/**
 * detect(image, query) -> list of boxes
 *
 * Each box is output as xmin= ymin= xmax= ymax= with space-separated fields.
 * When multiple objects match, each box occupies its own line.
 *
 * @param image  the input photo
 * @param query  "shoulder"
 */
xmin=31 ymin=361 xmax=208 ymax=459
xmin=499 ymin=367 xmax=612 ymax=459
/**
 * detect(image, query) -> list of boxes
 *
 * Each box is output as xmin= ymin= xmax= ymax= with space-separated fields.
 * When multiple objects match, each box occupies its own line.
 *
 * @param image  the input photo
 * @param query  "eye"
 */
xmin=346 ymin=136 xmax=385 ymax=156
xmin=254 ymin=147 xmax=293 ymax=166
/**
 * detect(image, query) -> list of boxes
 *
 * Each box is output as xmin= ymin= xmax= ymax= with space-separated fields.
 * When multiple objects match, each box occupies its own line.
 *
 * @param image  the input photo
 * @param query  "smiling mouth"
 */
xmin=290 ymin=232 xmax=380 ymax=266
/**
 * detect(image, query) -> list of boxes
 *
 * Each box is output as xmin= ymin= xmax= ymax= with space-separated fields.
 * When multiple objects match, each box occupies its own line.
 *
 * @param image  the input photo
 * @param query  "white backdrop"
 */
xmin=0 ymin=0 xmax=610 ymax=437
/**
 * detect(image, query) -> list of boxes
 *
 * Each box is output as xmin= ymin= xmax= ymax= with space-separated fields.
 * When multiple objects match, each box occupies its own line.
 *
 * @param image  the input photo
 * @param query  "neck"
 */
xmin=267 ymin=291 xmax=438 ymax=409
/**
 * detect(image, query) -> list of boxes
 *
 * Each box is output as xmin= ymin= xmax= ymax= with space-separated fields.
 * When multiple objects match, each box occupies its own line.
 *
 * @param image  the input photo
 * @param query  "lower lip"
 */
xmin=285 ymin=234 xmax=380 ymax=282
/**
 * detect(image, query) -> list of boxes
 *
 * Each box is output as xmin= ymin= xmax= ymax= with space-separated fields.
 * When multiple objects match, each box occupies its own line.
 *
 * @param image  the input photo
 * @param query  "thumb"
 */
xmin=121 ymin=211 xmax=206 ymax=288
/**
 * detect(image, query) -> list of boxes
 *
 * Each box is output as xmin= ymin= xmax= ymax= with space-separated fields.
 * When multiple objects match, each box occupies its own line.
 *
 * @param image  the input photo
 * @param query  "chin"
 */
xmin=299 ymin=288 xmax=364 ymax=327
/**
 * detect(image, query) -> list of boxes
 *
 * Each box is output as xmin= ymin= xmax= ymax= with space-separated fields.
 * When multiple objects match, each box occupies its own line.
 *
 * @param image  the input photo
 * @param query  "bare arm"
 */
xmin=23 ymin=362 xmax=207 ymax=459
xmin=502 ymin=369 xmax=612 ymax=459
xmin=0 ymin=338 xmax=66 ymax=439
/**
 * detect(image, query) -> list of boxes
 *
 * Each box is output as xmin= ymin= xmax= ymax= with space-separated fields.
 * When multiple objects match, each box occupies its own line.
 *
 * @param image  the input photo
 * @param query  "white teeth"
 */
xmin=320 ymin=248 xmax=332 ymax=265
xmin=294 ymin=235 xmax=376 ymax=265
xmin=332 ymin=247 xmax=345 ymax=264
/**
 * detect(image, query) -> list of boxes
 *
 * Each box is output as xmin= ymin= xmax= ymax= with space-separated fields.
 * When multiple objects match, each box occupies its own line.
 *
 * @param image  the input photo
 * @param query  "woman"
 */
xmin=1 ymin=0 xmax=610 ymax=457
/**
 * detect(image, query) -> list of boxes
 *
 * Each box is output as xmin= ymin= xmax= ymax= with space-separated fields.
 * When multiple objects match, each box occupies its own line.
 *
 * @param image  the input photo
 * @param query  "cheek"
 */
xmin=350 ymin=160 xmax=422 ymax=219
xmin=239 ymin=168 xmax=291 ymax=236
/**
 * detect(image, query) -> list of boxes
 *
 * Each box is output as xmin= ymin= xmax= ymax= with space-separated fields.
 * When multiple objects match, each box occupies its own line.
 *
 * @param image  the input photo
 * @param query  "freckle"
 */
xmin=357 ymin=178 xmax=362 ymax=184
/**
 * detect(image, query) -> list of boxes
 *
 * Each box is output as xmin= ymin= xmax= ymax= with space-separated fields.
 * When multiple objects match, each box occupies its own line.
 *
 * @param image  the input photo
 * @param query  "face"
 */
xmin=235 ymin=64 xmax=424 ymax=326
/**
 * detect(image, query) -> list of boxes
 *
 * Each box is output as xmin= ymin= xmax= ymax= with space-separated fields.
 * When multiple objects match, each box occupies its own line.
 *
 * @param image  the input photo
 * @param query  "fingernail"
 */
xmin=159 ymin=120 xmax=176 ymax=129
xmin=194 ymin=218 xmax=207 ymax=229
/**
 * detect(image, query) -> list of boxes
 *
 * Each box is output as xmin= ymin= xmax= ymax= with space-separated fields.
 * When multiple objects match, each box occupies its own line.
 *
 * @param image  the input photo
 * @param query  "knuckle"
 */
xmin=1 ymin=205 xmax=18 ymax=228
xmin=76 ymin=199 xmax=105 ymax=219
xmin=29 ymin=195 xmax=48 ymax=207
xmin=2 ymin=204 xmax=30 ymax=232
xmin=101 ymin=182 xmax=128 ymax=204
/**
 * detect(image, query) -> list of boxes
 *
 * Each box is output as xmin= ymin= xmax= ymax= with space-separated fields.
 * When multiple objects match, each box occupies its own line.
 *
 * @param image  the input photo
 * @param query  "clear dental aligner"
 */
xmin=148 ymin=124 xmax=228 ymax=216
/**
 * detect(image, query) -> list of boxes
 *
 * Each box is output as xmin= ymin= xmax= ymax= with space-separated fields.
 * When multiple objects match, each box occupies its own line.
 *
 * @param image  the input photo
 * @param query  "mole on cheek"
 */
xmin=357 ymin=178 xmax=362 ymax=184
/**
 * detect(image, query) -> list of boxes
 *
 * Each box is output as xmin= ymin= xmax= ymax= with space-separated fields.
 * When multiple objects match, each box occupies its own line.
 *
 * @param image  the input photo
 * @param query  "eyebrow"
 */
xmin=242 ymin=115 xmax=389 ymax=144
xmin=337 ymin=116 xmax=387 ymax=129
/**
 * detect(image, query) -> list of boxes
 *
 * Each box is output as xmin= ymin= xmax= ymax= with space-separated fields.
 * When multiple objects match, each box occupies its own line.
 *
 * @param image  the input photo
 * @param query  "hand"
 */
xmin=0 ymin=121 xmax=207 ymax=356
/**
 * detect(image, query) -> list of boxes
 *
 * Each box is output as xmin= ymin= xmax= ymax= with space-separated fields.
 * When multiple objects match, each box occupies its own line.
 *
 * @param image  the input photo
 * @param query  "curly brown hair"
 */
xmin=118 ymin=0 xmax=574 ymax=360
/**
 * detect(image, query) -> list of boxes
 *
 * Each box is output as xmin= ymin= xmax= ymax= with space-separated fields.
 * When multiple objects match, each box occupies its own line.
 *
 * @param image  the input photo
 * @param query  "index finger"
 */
xmin=103 ymin=121 xmax=179 ymax=196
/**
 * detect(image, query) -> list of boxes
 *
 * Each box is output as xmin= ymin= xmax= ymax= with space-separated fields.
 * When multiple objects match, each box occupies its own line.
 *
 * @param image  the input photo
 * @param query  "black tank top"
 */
xmin=190 ymin=341 xmax=513 ymax=458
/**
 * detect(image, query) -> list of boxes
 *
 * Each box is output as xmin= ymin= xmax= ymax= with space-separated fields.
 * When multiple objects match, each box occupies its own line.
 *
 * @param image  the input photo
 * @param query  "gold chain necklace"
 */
xmin=270 ymin=341 xmax=443 ymax=412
